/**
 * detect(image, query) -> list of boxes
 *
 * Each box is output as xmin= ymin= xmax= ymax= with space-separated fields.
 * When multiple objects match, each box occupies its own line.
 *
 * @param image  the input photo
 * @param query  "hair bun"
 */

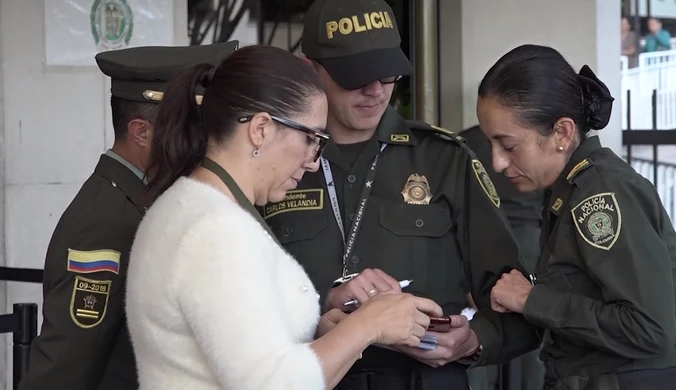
xmin=577 ymin=65 xmax=614 ymax=131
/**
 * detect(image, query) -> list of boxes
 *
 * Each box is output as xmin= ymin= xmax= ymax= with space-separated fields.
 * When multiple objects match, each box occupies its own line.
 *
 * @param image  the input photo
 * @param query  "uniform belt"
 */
xmin=545 ymin=366 xmax=676 ymax=390
xmin=337 ymin=363 xmax=468 ymax=390
xmin=616 ymin=366 xmax=676 ymax=390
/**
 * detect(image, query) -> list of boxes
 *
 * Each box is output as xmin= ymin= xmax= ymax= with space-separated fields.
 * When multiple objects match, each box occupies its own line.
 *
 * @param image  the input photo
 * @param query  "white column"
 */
xmin=439 ymin=0 xmax=622 ymax=154
xmin=0 ymin=0 xmax=6 ymax=388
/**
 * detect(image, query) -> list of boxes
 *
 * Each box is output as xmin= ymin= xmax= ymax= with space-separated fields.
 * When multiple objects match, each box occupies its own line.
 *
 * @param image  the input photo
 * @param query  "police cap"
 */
xmin=95 ymin=41 xmax=239 ymax=103
xmin=302 ymin=0 xmax=411 ymax=90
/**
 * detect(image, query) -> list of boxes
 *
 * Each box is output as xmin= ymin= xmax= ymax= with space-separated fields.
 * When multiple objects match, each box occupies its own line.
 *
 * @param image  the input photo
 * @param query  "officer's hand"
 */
xmin=324 ymin=268 xmax=402 ymax=311
xmin=491 ymin=269 xmax=533 ymax=314
xmin=316 ymin=309 xmax=348 ymax=337
xmin=395 ymin=315 xmax=481 ymax=367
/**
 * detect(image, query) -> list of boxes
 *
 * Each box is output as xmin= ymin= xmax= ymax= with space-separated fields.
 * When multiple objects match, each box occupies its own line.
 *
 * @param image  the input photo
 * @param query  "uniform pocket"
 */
xmin=376 ymin=203 xmax=463 ymax=305
xmin=379 ymin=203 xmax=453 ymax=237
xmin=271 ymin=214 xmax=327 ymax=245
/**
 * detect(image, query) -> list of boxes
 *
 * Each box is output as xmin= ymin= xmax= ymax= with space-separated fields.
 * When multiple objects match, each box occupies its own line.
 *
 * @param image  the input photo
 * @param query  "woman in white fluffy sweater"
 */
xmin=125 ymin=44 xmax=442 ymax=390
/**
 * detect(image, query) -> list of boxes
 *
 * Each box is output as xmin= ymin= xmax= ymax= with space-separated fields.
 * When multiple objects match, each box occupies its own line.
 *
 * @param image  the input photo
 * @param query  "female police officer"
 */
xmin=480 ymin=44 xmax=676 ymax=389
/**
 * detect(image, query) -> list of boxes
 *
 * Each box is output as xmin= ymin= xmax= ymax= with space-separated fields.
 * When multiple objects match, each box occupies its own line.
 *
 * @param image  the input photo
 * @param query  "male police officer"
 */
xmin=262 ymin=0 xmax=539 ymax=388
xmin=462 ymin=125 xmax=546 ymax=390
xmin=19 ymin=42 xmax=237 ymax=390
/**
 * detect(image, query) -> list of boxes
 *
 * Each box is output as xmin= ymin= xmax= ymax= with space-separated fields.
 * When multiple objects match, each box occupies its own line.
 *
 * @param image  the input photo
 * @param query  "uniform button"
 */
xmin=347 ymin=175 xmax=356 ymax=183
xmin=284 ymin=226 xmax=294 ymax=235
xmin=351 ymin=255 xmax=360 ymax=264
xmin=300 ymin=285 xmax=309 ymax=293
xmin=415 ymin=219 xmax=424 ymax=228
xmin=111 ymin=181 xmax=118 ymax=188
xmin=349 ymin=213 xmax=355 ymax=221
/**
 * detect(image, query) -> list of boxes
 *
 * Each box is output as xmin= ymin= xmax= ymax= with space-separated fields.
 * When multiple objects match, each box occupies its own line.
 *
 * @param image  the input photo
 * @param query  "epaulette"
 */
xmin=406 ymin=120 xmax=466 ymax=144
xmin=406 ymin=120 xmax=481 ymax=160
xmin=566 ymin=158 xmax=595 ymax=183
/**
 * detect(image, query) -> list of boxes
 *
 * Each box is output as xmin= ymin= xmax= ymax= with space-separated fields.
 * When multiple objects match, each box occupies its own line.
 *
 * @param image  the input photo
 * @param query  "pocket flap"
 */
xmin=274 ymin=216 xmax=327 ymax=245
xmin=379 ymin=204 xmax=453 ymax=237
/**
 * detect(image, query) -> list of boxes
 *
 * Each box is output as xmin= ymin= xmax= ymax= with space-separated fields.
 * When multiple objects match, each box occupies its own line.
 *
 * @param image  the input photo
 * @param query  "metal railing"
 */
xmin=0 ymin=303 xmax=38 ymax=390
xmin=623 ymin=89 xmax=676 ymax=222
xmin=0 ymin=267 xmax=42 ymax=388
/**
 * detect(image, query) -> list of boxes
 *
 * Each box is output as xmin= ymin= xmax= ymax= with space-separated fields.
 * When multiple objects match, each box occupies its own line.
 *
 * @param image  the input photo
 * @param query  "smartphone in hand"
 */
xmin=428 ymin=316 xmax=451 ymax=333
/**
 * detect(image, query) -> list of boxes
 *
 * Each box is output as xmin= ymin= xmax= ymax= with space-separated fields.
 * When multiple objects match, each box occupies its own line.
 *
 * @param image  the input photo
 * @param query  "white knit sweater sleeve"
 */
xmin=173 ymin=211 xmax=325 ymax=389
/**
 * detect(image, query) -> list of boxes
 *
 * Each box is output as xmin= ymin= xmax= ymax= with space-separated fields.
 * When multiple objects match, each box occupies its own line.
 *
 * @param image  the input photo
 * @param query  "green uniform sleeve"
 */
xmin=452 ymin=154 xmax=541 ymax=365
xmin=523 ymin=172 xmax=676 ymax=359
xmin=19 ymin=223 xmax=133 ymax=390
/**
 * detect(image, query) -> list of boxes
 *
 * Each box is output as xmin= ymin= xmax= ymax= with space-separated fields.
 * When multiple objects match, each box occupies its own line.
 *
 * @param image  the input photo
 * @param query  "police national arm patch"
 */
xmin=70 ymin=275 xmax=112 ymax=329
xmin=471 ymin=159 xmax=500 ymax=208
xmin=571 ymin=192 xmax=622 ymax=251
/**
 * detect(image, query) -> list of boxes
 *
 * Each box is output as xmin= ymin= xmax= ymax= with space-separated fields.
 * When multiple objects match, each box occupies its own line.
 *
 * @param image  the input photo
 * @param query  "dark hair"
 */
xmin=478 ymin=44 xmax=614 ymax=139
xmin=147 ymin=45 xmax=325 ymax=200
xmin=110 ymin=96 xmax=159 ymax=138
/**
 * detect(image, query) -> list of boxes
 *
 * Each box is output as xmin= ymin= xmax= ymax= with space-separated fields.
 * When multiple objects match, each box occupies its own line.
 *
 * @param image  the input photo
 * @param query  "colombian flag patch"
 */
xmin=66 ymin=249 xmax=121 ymax=275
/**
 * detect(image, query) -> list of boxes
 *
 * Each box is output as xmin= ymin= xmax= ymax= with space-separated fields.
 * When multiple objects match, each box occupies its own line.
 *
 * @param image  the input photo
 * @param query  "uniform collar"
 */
xmin=375 ymin=106 xmax=416 ymax=146
xmin=105 ymin=149 xmax=148 ymax=184
xmin=547 ymin=136 xmax=602 ymax=216
xmin=322 ymin=106 xmax=414 ymax=170
xmin=95 ymin=154 xmax=150 ymax=214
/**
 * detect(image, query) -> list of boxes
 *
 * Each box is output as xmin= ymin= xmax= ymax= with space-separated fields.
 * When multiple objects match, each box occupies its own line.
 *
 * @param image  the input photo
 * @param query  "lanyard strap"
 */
xmin=201 ymin=157 xmax=281 ymax=247
xmin=321 ymin=143 xmax=387 ymax=277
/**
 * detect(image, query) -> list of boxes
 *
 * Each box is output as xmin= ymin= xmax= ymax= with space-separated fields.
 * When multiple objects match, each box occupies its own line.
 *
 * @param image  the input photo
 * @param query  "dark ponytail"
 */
xmin=478 ymin=44 xmax=614 ymax=139
xmin=146 ymin=45 xmax=324 ymax=201
xmin=146 ymin=63 xmax=214 ymax=200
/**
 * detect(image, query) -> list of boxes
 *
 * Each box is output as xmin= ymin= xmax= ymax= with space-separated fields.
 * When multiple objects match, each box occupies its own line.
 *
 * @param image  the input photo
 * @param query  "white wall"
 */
xmin=0 ymin=1 xmax=6 ymax=384
xmin=440 ymin=0 xmax=622 ymax=154
xmin=0 ymin=1 xmax=187 ymax=387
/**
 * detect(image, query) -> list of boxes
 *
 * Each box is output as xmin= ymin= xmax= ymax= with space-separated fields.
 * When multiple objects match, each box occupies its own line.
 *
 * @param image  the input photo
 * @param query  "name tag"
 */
xmin=264 ymin=189 xmax=324 ymax=219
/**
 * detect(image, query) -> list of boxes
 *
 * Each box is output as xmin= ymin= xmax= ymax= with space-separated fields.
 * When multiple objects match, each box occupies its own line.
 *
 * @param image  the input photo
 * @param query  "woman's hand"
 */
xmin=353 ymin=292 xmax=443 ymax=347
xmin=490 ymin=269 xmax=533 ymax=314
xmin=316 ymin=309 xmax=348 ymax=338
xmin=324 ymin=268 xmax=402 ymax=311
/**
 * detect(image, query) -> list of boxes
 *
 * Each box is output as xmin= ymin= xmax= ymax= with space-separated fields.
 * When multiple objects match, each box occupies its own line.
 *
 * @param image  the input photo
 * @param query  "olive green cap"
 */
xmin=95 ymin=41 xmax=239 ymax=103
xmin=301 ymin=0 xmax=411 ymax=90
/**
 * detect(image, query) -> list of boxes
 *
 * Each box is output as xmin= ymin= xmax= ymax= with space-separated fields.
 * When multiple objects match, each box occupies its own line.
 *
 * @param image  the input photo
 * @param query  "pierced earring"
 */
xmin=252 ymin=147 xmax=260 ymax=158
xmin=558 ymin=146 xmax=564 ymax=151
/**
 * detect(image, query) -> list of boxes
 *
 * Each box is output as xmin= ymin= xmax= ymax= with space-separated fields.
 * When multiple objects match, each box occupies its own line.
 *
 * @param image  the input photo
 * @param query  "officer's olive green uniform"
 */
xmin=263 ymin=108 xmax=540 ymax=389
xmin=19 ymin=42 xmax=237 ymax=390
xmin=462 ymin=125 xmax=546 ymax=390
xmin=18 ymin=155 xmax=148 ymax=390
xmin=530 ymin=135 xmax=676 ymax=390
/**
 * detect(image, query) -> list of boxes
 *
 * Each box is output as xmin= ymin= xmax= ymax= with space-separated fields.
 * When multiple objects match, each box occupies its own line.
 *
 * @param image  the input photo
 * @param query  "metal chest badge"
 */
xmin=471 ymin=160 xmax=500 ymax=208
xmin=571 ymin=192 xmax=622 ymax=251
xmin=401 ymin=174 xmax=432 ymax=205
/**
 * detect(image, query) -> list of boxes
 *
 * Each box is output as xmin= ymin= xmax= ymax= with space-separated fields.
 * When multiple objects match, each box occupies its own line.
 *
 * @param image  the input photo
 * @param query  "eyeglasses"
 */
xmin=347 ymin=75 xmax=403 ymax=91
xmin=238 ymin=114 xmax=330 ymax=162
xmin=379 ymin=75 xmax=403 ymax=84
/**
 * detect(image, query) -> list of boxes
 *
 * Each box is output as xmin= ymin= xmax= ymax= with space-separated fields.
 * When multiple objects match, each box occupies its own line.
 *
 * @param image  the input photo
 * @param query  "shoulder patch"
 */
xmin=67 ymin=249 xmax=121 ymax=275
xmin=571 ymin=192 xmax=621 ymax=250
xmin=472 ymin=159 xmax=500 ymax=208
xmin=70 ymin=275 xmax=112 ymax=329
